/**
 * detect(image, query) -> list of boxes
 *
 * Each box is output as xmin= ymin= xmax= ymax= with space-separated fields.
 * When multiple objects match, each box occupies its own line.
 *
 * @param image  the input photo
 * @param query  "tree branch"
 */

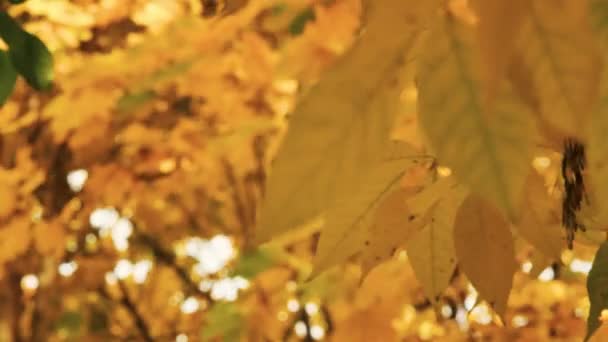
xmin=117 ymin=281 xmax=153 ymax=342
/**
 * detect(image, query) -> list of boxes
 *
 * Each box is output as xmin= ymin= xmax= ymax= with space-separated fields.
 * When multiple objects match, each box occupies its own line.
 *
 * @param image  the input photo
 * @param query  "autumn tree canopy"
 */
xmin=3 ymin=0 xmax=608 ymax=341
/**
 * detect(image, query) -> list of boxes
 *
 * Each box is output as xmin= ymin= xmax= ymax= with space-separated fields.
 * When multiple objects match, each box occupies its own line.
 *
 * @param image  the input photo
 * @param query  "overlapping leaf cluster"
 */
xmin=257 ymin=0 xmax=608 ymax=340
xmin=0 ymin=0 xmax=366 ymax=340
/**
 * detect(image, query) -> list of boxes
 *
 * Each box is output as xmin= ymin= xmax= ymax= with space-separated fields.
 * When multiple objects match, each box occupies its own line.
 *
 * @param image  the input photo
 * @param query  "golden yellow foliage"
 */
xmin=2 ymin=0 xmax=608 ymax=340
xmin=454 ymin=195 xmax=517 ymax=318
xmin=417 ymin=8 xmax=535 ymax=219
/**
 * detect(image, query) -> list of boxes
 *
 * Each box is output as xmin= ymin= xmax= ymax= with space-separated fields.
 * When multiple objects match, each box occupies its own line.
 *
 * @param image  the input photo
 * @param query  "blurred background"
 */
xmin=0 ymin=0 xmax=600 ymax=341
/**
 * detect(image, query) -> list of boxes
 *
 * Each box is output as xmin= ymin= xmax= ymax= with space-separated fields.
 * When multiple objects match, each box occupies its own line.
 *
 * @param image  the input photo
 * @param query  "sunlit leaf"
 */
xmin=514 ymin=172 xmax=564 ymax=259
xmin=358 ymin=187 xmax=425 ymax=274
xmin=528 ymin=249 xmax=554 ymax=279
xmin=312 ymin=153 xmax=418 ymax=275
xmin=454 ymin=195 xmax=517 ymax=318
xmin=407 ymin=180 xmax=468 ymax=305
xmin=417 ymin=11 xmax=534 ymax=219
xmin=335 ymin=260 xmax=417 ymax=341
xmin=515 ymin=0 xmax=601 ymax=142
xmin=588 ymin=63 xmax=608 ymax=226
xmin=586 ymin=241 xmax=608 ymax=341
xmin=473 ymin=0 xmax=528 ymax=104
xmin=256 ymin=0 xmax=438 ymax=244
xmin=405 ymin=175 xmax=459 ymax=215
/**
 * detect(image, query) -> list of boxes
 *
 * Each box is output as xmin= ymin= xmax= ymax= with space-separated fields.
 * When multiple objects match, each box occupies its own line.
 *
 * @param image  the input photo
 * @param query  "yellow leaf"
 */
xmin=588 ymin=64 xmax=608 ymax=227
xmin=255 ymin=0 xmax=439 ymax=244
xmin=514 ymin=172 xmax=565 ymax=259
xmin=312 ymin=155 xmax=417 ymax=276
xmin=357 ymin=259 xmax=418 ymax=312
xmin=331 ymin=307 xmax=399 ymax=342
xmin=528 ymin=249 xmax=554 ymax=279
xmin=473 ymin=0 xmax=529 ymax=105
xmin=359 ymin=188 xmax=425 ymax=275
xmin=407 ymin=181 xmax=468 ymax=305
xmin=516 ymin=0 xmax=601 ymax=141
xmin=334 ymin=260 xmax=417 ymax=342
xmin=417 ymin=11 xmax=534 ymax=219
xmin=405 ymin=175 xmax=458 ymax=215
xmin=453 ymin=195 xmax=517 ymax=318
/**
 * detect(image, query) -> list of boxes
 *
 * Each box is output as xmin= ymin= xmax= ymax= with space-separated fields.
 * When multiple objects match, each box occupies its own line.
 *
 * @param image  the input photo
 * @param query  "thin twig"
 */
xmin=137 ymin=233 xmax=212 ymax=301
xmin=117 ymin=280 xmax=154 ymax=342
xmin=222 ymin=159 xmax=251 ymax=242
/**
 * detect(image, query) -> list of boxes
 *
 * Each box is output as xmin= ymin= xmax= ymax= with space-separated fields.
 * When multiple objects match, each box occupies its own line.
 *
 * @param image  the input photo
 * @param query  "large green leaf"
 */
xmin=0 ymin=12 xmax=53 ymax=90
xmin=417 ymin=12 xmax=534 ymax=219
xmin=586 ymin=241 xmax=608 ymax=341
xmin=0 ymin=50 xmax=17 ymax=106
xmin=255 ymin=0 xmax=439 ymax=244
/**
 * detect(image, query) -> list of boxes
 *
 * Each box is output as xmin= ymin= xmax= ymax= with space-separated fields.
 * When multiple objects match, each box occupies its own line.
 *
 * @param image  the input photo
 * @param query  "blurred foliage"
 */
xmin=0 ymin=0 xmax=607 ymax=341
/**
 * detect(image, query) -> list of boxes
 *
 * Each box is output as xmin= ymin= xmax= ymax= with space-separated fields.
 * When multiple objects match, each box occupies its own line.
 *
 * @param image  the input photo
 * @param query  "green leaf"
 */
xmin=0 ymin=50 xmax=17 ymax=106
xmin=255 ymin=0 xmax=439 ymax=245
xmin=88 ymin=308 xmax=108 ymax=333
xmin=417 ymin=12 xmax=534 ymax=219
xmin=55 ymin=311 xmax=82 ymax=336
xmin=0 ymin=12 xmax=53 ymax=90
xmin=586 ymin=241 xmax=608 ymax=341
xmin=289 ymin=7 xmax=315 ymax=36
xmin=231 ymin=248 xmax=276 ymax=279
xmin=202 ymin=302 xmax=243 ymax=342
xmin=116 ymin=90 xmax=156 ymax=112
xmin=8 ymin=0 xmax=27 ymax=4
